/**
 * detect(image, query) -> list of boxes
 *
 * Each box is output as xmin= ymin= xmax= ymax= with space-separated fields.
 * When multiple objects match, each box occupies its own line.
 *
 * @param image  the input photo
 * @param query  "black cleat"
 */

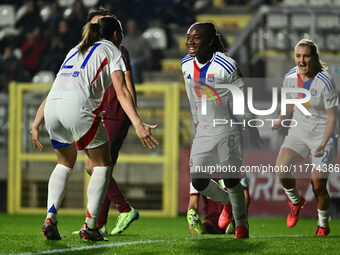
xmin=79 ymin=223 xmax=108 ymax=241
xmin=42 ymin=218 xmax=61 ymax=240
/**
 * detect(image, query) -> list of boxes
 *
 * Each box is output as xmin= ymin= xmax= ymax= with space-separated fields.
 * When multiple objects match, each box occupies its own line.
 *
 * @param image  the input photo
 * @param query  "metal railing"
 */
xmin=229 ymin=5 xmax=340 ymax=76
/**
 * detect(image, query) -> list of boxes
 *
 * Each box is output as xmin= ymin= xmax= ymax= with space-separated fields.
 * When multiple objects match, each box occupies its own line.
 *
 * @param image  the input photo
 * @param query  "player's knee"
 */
xmin=192 ymin=178 xmax=209 ymax=191
xmin=223 ymin=178 xmax=239 ymax=189
xmin=311 ymin=180 xmax=327 ymax=196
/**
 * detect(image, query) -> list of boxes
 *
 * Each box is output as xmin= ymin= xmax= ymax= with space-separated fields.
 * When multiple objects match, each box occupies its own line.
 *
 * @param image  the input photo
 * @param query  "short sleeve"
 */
xmin=323 ymin=84 xmax=338 ymax=109
xmin=108 ymin=46 xmax=127 ymax=74
xmin=120 ymin=46 xmax=132 ymax=71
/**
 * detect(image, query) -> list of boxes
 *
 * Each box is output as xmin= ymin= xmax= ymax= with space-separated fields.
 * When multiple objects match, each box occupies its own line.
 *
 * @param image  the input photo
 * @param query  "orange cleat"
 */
xmin=314 ymin=226 xmax=330 ymax=236
xmin=218 ymin=204 xmax=233 ymax=229
xmin=42 ymin=218 xmax=61 ymax=240
xmin=234 ymin=225 xmax=249 ymax=239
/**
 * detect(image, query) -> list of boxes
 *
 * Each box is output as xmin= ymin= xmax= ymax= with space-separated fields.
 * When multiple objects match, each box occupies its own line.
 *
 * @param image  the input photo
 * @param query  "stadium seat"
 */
xmin=82 ymin=0 xmax=99 ymax=8
xmin=281 ymin=0 xmax=307 ymax=5
xmin=32 ymin=71 xmax=55 ymax=84
xmin=0 ymin=27 xmax=19 ymax=41
xmin=40 ymin=5 xmax=51 ymax=22
xmin=309 ymin=0 xmax=332 ymax=5
xmin=63 ymin=8 xmax=72 ymax=19
xmin=143 ymin=27 xmax=167 ymax=50
xmin=15 ymin=4 xmax=26 ymax=22
xmin=58 ymin=0 xmax=76 ymax=8
xmin=0 ymin=5 xmax=15 ymax=27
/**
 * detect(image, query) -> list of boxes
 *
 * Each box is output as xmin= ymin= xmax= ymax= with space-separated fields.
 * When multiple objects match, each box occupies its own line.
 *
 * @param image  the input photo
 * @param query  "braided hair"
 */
xmin=190 ymin=22 xmax=227 ymax=53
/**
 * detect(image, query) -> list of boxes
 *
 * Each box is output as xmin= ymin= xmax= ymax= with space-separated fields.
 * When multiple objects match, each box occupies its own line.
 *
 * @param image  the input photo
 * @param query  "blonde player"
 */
xmin=273 ymin=39 xmax=338 ymax=236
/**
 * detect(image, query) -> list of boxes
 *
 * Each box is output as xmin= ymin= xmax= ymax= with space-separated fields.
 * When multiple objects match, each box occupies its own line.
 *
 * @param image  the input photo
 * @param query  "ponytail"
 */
xmin=77 ymin=16 xmax=122 ymax=55
xmin=78 ymin=22 xmax=101 ymax=54
xmin=212 ymin=33 xmax=227 ymax=53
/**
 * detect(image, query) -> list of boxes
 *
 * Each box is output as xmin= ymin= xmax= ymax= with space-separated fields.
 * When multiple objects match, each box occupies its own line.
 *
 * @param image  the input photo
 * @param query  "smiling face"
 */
xmin=294 ymin=45 xmax=315 ymax=79
xmin=185 ymin=25 xmax=212 ymax=63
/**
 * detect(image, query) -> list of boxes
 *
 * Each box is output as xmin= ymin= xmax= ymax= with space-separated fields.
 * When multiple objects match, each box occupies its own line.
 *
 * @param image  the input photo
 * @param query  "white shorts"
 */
xmin=281 ymin=125 xmax=337 ymax=171
xmin=44 ymin=98 xmax=108 ymax=150
xmin=190 ymin=132 xmax=243 ymax=179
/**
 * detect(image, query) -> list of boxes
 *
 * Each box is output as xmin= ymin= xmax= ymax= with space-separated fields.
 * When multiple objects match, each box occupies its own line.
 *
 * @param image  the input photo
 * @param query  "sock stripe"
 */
xmin=48 ymin=204 xmax=57 ymax=213
xmin=87 ymin=209 xmax=92 ymax=218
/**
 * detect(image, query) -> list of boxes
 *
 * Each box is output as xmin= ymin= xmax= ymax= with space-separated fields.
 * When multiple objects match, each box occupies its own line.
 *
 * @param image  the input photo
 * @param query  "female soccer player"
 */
xmin=82 ymin=9 xmax=139 ymax=236
xmin=181 ymin=22 xmax=261 ymax=239
xmin=32 ymin=16 xmax=158 ymax=241
xmin=273 ymin=39 xmax=338 ymax=236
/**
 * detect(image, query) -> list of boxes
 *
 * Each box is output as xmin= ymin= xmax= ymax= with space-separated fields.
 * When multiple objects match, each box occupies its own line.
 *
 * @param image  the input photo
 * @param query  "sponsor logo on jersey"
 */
xmin=72 ymin=71 xmax=80 ymax=77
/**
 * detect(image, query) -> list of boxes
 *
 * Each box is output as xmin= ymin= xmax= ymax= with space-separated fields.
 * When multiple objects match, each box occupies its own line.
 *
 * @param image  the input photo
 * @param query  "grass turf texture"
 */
xmin=0 ymin=214 xmax=339 ymax=254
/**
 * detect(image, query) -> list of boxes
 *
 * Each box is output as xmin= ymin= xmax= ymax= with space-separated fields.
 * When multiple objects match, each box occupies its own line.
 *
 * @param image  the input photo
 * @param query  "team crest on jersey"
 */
xmin=187 ymin=74 xmax=191 ymax=79
xmin=207 ymin=74 xmax=215 ymax=82
xmin=311 ymin=88 xmax=317 ymax=96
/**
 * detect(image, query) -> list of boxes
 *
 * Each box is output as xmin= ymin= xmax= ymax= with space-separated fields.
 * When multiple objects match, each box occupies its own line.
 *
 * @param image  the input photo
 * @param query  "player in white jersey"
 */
xmin=182 ymin=22 xmax=262 ymax=239
xmin=273 ymin=39 xmax=338 ymax=236
xmin=32 ymin=16 xmax=158 ymax=241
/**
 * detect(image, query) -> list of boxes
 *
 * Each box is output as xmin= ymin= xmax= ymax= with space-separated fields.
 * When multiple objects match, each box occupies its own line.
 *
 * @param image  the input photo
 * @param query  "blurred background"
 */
xmin=1 ymin=0 xmax=340 ymax=218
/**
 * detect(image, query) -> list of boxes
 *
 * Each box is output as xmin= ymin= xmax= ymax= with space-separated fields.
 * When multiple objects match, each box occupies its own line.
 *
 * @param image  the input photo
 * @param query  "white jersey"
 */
xmin=181 ymin=52 xmax=252 ymax=135
xmin=283 ymin=67 xmax=338 ymax=134
xmin=47 ymin=39 xmax=126 ymax=113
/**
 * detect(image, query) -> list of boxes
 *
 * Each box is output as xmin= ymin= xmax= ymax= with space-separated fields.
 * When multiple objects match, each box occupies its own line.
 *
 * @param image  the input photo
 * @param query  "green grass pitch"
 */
xmin=0 ymin=214 xmax=339 ymax=254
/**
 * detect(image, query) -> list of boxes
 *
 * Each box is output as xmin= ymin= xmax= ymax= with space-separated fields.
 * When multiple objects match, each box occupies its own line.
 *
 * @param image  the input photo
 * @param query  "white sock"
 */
xmin=85 ymin=166 xmax=111 ymax=228
xmin=200 ymin=179 xmax=230 ymax=204
xmin=284 ymin=187 xmax=301 ymax=205
xmin=46 ymin=164 xmax=72 ymax=223
xmin=317 ymin=209 xmax=329 ymax=228
xmin=227 ymin=183 xmax=247 ymax=227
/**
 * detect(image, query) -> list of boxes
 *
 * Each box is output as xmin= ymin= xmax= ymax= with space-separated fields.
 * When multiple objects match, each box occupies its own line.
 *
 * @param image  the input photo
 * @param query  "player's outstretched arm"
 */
xmin=111 ymin=70 xmax=159 ymax=149
xmin=31 ymin=98 xmax=46 ymax=151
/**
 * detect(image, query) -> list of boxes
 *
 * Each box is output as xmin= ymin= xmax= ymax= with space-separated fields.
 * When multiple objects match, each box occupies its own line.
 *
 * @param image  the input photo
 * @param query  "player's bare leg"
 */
xmin=311 ymin=172 xmax=330 ymax=236
xmin=276 ymin=148 xmax=306 ymax=228
xmin=79 ymin=142 xmax=112 ymax=241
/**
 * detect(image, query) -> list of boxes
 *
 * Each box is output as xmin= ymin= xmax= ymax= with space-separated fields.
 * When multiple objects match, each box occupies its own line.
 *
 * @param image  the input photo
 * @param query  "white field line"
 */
xmin=9 ymin=235 xmax=307 ymax=255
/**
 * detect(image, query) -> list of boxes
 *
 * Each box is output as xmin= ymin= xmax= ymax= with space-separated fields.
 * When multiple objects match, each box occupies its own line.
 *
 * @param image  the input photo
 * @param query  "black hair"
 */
xmin=191 ymin=22 xmax=227 ymax=53
xmin=86 ymin=7 xmax=111 ymax=23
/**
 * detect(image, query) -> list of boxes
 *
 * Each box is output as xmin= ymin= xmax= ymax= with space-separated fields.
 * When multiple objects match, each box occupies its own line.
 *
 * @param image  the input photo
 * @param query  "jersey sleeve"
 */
xmin=183 ymin=71 xmax=198 ymax=126
xmin=120 ymin=45 xmax=132 ymax=71
xmin=108 ymin=46 xmax=127 ymax=74
xmin=322 ymin=76 xmax=338 ymax=109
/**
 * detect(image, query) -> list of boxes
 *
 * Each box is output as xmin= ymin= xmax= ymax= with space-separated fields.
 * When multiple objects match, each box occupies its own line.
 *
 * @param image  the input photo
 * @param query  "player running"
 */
xmin=182 ymin=22 xmax=261 ymax=239
xmin=32 ymin=16 xmax=158 ymax=241
xmin=273 ymin=39 xmax=338 ymax=236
